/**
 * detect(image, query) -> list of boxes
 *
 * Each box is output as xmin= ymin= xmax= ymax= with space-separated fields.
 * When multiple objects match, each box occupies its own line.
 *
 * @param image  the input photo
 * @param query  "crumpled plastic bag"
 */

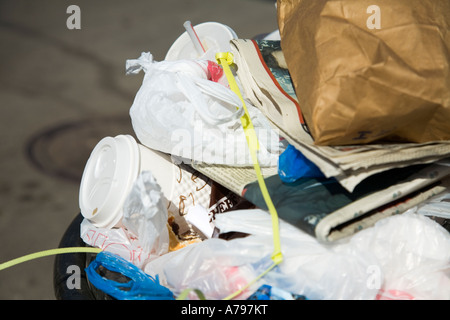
xmin=278 ymin=144 xmax=324 ymax=183
xmin=144 ymin=209 xmax=380 ymax=300
xmin=144 ymin=208 xmax=450 ymax=300
xmin=86 ymin=251 xmax=175 ymax=300
xmin=126 ymin=52 xmax=284 ymax=167
xmin=122 ymin=171 xmax=170 ymax=257
xmin=346 ymin=211 xmax=450 ymax=300
xmin=80 ymin=171 xmax=170 ymax=269
xmin=80 ymin=219 xmax=152 ymax=269
xmin=144 ymin=237 xmax=275 ymax=300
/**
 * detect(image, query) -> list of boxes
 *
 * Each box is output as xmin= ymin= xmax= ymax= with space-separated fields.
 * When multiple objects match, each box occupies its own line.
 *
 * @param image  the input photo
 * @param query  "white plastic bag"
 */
xmin=144 ymin=208 xmax=450 ymax=300
xmin=80 ymin=219 xmax=152 ymax=269
xmin=347 ymin=211 xmax=450 ymax=300
xmin=416 ymin=190 xmax=450 ymax=220
xmin=144 ymin=209 xmax=379 ymax=300
xmin=214 ymin=209 xmax=380 ymax=300
xmin=126 ymin=52 xmax=284 ymax=167
xmin=122 ymin=171 xmax=170 ymax=257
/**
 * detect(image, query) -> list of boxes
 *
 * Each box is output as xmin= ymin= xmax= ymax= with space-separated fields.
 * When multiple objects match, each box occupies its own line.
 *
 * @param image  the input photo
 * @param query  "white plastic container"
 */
xmin=165 ymin=22 xmax=238 ymax=61
xmin=79 ymin=135 xmax=175 ymax=229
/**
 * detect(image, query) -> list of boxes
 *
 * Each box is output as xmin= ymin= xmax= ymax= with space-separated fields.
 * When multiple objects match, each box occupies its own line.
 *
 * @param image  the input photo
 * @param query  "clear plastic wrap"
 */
xmin=145 ymin=209 xmax=380 ymax=300
xmin=144 ymin=209 xmax=450 ymax=300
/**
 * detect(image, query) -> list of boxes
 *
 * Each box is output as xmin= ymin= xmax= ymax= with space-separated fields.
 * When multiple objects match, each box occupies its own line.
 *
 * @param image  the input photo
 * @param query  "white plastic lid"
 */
xmin=79 ymin=135 xmax=140 ymax=228
xmin=165 ymin=22 xmax=238 ymax=61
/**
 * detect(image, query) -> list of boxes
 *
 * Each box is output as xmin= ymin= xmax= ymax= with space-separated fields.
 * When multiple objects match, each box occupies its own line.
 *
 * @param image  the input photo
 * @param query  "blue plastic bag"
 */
xmin=247 ymin=284 xmax=307 ymax=300
xmin=85 ymin=251 xmax=175 ymax=300
xmin=278 ymin=144 xmax=324 ymax=183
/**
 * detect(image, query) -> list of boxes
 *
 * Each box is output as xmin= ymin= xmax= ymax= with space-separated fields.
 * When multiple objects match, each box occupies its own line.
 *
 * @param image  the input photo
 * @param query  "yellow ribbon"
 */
xmin=0 ymin=247 xmax=102 ymax=271
xmin=176 ymin=288 xmax=207 ymax=300
xmin=216 ymin=52 xmax=283 ymax=300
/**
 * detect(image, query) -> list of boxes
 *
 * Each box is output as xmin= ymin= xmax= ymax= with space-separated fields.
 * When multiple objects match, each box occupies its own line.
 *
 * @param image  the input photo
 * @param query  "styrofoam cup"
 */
xmin=165 ymin=22 xmax=238 ymax=61
xmin=79 ymin=135 xmax=174 ymax=229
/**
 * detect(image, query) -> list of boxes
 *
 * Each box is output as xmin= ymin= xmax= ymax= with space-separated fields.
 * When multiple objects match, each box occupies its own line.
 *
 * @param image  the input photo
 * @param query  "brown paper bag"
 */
xmin=277 ymin=0 xmax=450 ymax=146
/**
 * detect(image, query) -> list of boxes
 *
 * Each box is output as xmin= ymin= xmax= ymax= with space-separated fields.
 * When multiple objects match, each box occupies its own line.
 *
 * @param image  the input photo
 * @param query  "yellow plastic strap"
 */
xmin=216 ymin=52 xmax=282 ymax=262
xmin=176 ymin=288 xmax=207 ymax=300
xmin=0 ymin=247 xmax=102 ymax=271
xmin=216 ymin=52 xmax=283 ymax=295
xmin=216 ymin=52 xmax=260 ymax=152
xmin=222 ymin=259 xmax=278 ymax=300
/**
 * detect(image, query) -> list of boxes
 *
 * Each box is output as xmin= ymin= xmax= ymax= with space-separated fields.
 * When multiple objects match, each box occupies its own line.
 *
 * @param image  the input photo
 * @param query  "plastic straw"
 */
xmin=183 ymin=20 xmax=206 ymax=55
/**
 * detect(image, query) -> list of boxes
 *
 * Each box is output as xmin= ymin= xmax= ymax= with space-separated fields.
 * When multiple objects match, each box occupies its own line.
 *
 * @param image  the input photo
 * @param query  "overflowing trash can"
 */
xmin=53 ymin=1 xmax=450 ymax=301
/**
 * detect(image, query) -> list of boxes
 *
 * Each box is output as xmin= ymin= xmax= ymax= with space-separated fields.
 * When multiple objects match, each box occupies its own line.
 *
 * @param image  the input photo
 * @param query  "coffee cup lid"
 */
xmin=79 ymin=135 xmax=139 ymax=228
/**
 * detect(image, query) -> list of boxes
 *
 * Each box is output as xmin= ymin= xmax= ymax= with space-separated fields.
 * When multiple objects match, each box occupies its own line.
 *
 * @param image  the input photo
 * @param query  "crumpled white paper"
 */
xmin=80 ymin=219 xmax=152 ymax=269
xmin=81 ymin=171 xmax=170 ymax=269
xmin=122 ymin=171 xmax=170 ymax=257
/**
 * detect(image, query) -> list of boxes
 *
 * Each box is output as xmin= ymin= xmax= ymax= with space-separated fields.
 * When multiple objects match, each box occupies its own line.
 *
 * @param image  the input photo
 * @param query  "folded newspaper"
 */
xmin=193 ymin=160 xmax=450 ymax=242
xmin=229 ymin=39 xmax=450 ymax=192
